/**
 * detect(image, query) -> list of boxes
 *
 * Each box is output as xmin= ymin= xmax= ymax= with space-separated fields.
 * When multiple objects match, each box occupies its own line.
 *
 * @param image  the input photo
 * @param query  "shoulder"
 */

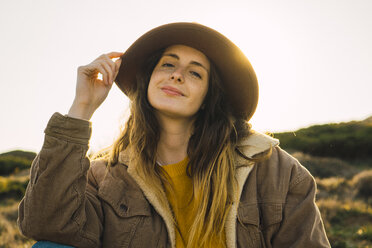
xmin=252 ymin=146 xmax=316 ymax=203
xmin=237 ymin=130 xmax=316 ymax=202
xmin=260 ymin=147 xmax=314 ymax=188
xmin=237 ymin=130 xmax=314 ymax=187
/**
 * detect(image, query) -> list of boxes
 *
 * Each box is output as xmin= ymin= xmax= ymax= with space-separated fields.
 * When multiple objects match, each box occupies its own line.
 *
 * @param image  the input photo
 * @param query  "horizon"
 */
xmin=1 ymin=0 xmax=371 ymax=153
xmin=1 ymin=113 xmax=370 ymax=154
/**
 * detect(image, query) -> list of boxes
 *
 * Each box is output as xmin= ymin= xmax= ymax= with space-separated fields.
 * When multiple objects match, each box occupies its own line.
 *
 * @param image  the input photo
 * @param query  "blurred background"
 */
xmin=0 ymin=0 xmax=371 ymax=247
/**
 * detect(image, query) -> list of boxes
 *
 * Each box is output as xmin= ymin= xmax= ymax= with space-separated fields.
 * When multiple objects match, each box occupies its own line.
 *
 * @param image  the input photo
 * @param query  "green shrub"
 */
xmin=292 ymin=152 xmax=359 ymax=179
xmin=0 ymin=156 xmax=31 ymax=176
xmin=329 ymin=208 xmax=364 ymax=226
xmin=0 ymin=150 xmax=36 ymax=161
xmin=274 ymin=121 xmax=372 ymax=160
xmin=328 ymin=237 xmax=347 ymax=248
xmin=355 ymin=225 xmax=372 ymax=242
xmin=316 ymin=177 xmax=350 ymax=200
xmin=0 ymin=177 xmax=29 ymax=200
xmin=352 ymin=170 xmax=372 ymax=206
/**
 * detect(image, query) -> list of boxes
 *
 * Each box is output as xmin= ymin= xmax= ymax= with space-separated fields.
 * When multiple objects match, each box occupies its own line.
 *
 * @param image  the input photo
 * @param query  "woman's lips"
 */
xmin=161 ymin=86 xmax=184 ymax=96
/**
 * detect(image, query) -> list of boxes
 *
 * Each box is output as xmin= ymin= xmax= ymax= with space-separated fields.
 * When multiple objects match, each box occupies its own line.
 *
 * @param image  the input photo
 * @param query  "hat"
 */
xmin=115 ymin=22 xmax=258 ymax=120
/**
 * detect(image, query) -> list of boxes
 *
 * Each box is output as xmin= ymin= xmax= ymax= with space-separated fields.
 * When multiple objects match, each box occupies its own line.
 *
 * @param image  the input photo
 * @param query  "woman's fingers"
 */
xmin=93 ymin=63 xmax=109 ymax=85
xmin=106 ymin=51 xmax=124 ymax=59
xmin=71 ymin=52 xmax=123 ymax=119
xmin=96 ymin=53 xmax=123 ymax=85
xmin=78 ymin=52 xmax=123 ymax=86
xmin=100 ymin=61 xmax=114 ymax=85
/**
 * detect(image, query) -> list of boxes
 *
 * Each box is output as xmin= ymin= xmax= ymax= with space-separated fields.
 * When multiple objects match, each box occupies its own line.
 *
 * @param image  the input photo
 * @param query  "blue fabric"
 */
xmin=32 ymin=241 xmax=75 ymax=248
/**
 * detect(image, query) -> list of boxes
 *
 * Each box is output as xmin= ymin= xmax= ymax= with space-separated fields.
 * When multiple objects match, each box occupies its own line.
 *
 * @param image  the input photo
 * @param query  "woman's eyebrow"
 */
xmin=163 ymin=53 xmax=209 ymax=73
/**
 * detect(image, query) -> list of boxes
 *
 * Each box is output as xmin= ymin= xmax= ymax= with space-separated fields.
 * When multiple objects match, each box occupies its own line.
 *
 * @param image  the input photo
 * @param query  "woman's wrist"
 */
xmin=68 ymin=102 xmax=95 ymax=121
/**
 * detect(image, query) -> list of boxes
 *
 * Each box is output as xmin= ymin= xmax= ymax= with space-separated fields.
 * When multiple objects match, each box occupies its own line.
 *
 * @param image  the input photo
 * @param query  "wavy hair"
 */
xmin=102 ymin=48 xmax=256 ymax=247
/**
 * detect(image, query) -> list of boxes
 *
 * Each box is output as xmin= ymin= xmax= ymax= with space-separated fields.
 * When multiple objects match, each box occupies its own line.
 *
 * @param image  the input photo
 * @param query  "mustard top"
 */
xmin=161 ymin=157 xmax=225 ymax=248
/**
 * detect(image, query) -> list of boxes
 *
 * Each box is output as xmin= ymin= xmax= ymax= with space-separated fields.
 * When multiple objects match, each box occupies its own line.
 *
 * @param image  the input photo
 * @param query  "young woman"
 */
xmin=18 ymin=23 xmax=330 ymax=248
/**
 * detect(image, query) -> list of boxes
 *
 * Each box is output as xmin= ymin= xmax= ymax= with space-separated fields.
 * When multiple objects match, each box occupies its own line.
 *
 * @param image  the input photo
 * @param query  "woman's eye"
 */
xmin=190 ymin=71 xmax=202 ymax=79
xmin=162 ymin=63 xmax=174 ymax=67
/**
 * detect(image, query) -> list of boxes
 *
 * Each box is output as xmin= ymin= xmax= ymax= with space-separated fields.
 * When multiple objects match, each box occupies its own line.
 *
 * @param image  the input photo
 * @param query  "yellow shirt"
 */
xmin=161 ymin=157 xmax=226 ymax=248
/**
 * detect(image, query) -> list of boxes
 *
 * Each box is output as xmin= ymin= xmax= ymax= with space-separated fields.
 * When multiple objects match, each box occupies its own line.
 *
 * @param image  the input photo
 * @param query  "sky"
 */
xmin=0 ymin=0 xmax=371 ymax=154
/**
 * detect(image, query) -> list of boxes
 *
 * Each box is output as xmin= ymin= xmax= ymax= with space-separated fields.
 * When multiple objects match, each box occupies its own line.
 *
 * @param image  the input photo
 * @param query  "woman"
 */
xmin=18 ymin=23 xmax=330 ymax=248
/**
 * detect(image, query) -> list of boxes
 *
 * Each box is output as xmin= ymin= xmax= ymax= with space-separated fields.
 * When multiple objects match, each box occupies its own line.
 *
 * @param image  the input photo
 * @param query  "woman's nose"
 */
xmin=170 ymin=68 xmax=184 ymax=83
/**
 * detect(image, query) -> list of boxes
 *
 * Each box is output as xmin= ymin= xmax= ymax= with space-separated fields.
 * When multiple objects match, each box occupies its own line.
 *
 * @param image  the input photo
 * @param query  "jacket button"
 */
xmin=120 ymin=204 xmax=128 ymax=212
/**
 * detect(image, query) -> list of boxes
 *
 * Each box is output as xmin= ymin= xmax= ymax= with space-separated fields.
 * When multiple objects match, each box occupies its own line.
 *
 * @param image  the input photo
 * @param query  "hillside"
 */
xmin=273 ymin=116 xmax=372 ymax=161
xmin=0 ymin=150 xmax=36 ymax=161
xmin=362 ymin=115 xmax=372 ymax=125
xmin=0 ymin=150 xmax=35 ymax=176
xmin=1 ymin=118 xmax=372 ymax=247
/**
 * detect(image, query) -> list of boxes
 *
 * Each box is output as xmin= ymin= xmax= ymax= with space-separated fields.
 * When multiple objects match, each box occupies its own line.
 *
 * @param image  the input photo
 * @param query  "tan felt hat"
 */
xmin=115 ymin=22 xmax=258 ymax=120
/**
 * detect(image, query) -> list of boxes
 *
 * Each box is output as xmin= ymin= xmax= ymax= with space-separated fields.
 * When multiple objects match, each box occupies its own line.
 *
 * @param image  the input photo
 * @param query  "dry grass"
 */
xmin=0 ymin=199 xmax=34 ymax=248
xmin=0 ymin=175 xmax=29 ymax=201
xmin=316 ymin=187 xmax=372 ymax=247
xmin=1 ymin=156 xmax=372 ymax=247
xmin=351 ymin=170 xmax=372 ymax=205
xmin=292 ymin=151 xmax=362 ymax=179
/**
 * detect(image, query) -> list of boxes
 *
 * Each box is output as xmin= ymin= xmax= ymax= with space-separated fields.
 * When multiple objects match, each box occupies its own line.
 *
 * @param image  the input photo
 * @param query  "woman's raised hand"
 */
xmin=68 ymin=52 xmax=123 ymax=120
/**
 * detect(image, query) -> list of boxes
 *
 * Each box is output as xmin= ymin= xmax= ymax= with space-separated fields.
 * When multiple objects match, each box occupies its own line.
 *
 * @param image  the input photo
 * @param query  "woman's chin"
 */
xmin=153 ymin=107 xmax=197 ymax=120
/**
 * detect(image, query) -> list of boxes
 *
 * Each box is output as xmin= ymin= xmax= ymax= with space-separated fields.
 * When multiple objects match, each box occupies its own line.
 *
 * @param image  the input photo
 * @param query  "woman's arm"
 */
xmin=18 ymin=113 xmax=102 ymax=247
xmin=271 ymin=150 xmax=331 ymax=247
xmin=18 ymin=52 xmax=123 ymax=247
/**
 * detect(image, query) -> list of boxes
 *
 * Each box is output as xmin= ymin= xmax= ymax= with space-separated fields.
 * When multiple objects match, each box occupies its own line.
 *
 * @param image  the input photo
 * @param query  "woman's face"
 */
xmin=147 ymin=45 xmax=210 ymax=119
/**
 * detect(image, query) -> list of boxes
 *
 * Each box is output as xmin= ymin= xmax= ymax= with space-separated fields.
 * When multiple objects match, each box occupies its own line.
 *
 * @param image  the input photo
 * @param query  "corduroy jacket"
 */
xmin=18 ymin=112 xmax=330 ymax=248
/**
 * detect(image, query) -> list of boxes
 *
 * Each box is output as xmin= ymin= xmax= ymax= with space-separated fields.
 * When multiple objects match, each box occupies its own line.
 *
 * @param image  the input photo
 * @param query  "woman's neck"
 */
xmin=156 ymin=113 xmax=194 ymax=165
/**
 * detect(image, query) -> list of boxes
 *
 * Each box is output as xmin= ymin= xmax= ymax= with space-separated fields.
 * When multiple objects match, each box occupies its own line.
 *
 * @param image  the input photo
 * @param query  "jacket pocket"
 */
xmin=237 ymin=203 xmax=283 ymax=248
xmin=236 ymin=203 xmax=263 ymax=248
xmin=98 ymin=172 xmax=151 ymax=218
xmin=98 ymin=174 xmax=155 ymax=247
xmin=258 ymin=203 xmax=283 ymax=229
xmin=257 ymin=203 xmax=283 ymax=247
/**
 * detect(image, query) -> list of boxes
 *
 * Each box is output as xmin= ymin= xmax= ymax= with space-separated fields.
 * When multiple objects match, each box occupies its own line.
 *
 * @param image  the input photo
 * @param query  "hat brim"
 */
xmin=115 ymin=22 xmax=258 ymax=120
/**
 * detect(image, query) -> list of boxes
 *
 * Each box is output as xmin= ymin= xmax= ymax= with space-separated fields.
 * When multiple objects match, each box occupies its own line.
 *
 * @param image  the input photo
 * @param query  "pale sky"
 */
xmin=1 ymin=0 xmax=371 ymax=154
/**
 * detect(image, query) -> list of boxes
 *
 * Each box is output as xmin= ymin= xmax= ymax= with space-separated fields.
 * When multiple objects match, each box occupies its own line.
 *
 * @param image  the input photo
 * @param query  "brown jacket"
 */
xmin=18 ymin=113 xmax=330 ymax=248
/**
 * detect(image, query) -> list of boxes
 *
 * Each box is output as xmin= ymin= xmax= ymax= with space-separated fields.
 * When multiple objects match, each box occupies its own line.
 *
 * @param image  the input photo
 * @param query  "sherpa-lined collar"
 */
xmin=118 ymin=130 xmax=279 ymax=167
xmin=237 ymin=130 xmax=279 ymax=159
xmin=118 ymin=130 xmax=279 ymax=248
xmin=225 ymin=131 xmax=279 ymax=248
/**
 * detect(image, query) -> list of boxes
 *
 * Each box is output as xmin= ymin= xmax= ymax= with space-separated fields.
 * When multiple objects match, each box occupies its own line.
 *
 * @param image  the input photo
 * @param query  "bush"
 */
xmin=316 ymin=177 xmax=351 ymax=200
xmin=292 ymin=152 xmax=359 ymax=179
xmin=0 ymin=177 xmax=29 ymax=200
xmin=355 ymin=225 xmax=372 ymax=242
xmin=0 ymin=156 xmax=31 ymax=176
xmin=274 ymin=121 xmax=372 ymax=160
xmin=352 ymin=170 xmax=372 ymax=206
xmin=0 ymin=150 xmax=36 ymax=161
xmin=317 ymin=198 xmax=372 ymax=247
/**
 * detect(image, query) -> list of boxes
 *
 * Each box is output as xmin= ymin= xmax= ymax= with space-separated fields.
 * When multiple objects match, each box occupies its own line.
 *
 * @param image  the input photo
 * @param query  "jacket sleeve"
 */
xmin=17 ymin=112 xmax=103 ymax=248
xmin=271 ymin=149 xmax=330 ymax=248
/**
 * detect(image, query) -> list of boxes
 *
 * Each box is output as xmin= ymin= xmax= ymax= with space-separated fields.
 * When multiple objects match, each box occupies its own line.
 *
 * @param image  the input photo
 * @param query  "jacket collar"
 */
xmin=225 ymin=130 xmax=279 ymax=248
xmin=118 ymin=130 xmax=279 ymax=166
xmin=118 ymin=130 xmax=279 ymax=248
xmin=236 ymin=130 xmax=279 ymax=159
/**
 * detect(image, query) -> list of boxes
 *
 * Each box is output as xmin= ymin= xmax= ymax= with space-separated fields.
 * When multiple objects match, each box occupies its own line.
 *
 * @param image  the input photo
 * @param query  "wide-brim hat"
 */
xmin=115 ymin=22 xmax=258 ymax=120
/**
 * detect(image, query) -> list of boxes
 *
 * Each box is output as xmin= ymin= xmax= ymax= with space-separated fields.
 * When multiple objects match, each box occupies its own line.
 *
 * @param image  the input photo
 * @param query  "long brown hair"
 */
xmin=104 ymin=48 xmax=253 ymax=247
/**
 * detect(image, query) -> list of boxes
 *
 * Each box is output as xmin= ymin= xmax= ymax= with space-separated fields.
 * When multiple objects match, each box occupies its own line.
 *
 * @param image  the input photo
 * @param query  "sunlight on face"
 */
xmin=147 ymin=45 xmax=210 ymax=120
